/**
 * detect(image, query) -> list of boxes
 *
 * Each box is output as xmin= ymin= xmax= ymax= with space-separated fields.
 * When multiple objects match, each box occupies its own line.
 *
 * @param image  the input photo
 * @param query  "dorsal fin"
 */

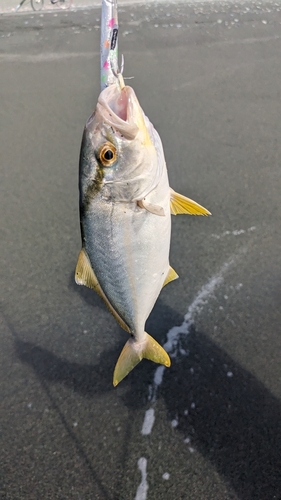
xmin=163 ymin=266 xmax=179 ymax=288
xmin=170 ymin=188 xmax=211 ymax=216
xmin=75 ymin=247 xmax=99 ymax=290
xmin=75 ymin=248 xmax=131 ymax=333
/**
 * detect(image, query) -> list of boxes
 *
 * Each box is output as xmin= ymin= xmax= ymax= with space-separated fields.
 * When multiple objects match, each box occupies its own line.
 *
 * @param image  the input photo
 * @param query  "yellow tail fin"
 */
xmin=113 ymin=333 xmax=171 ymax=386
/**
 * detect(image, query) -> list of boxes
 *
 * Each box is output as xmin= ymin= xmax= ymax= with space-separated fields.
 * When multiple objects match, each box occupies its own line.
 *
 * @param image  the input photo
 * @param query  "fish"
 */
xmin=75 ymin=0 xmax=211 ymax=386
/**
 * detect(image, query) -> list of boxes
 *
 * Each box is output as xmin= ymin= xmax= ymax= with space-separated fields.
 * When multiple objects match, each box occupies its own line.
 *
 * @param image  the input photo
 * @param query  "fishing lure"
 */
xmin=100 ymin=0 xmax=123 ymax=90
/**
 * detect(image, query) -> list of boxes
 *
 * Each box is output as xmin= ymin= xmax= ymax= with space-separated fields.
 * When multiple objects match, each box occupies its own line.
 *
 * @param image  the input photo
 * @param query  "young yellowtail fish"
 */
xmin=75 ymin=0 xmax=211 ymax=386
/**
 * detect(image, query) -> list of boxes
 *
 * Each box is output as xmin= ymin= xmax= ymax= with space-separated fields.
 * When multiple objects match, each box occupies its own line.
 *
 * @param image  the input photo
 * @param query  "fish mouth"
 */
xmin=96 ymin=85 xmax=150 ymax=142
xmin=105 ymin=86 xmax=128 ymax=122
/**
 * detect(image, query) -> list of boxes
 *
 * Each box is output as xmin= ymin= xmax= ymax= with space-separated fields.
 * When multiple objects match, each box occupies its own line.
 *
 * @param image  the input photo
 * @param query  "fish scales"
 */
xmin=83 ymin=175 xmax=171 ymax=338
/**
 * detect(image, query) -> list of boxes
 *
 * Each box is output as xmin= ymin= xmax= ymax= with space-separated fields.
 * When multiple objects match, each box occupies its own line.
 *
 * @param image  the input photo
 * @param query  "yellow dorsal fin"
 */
xmin=170 ymin=188 xmax=211 ymax=216
xmin=75 ymin=248 xmax=130 ymax=333
xmin=113 ymin=333 xmax=171 ymax=386
xmin=163 ymin=266 xmax=179 ymax=287
xmin=75 ymin=247 xmax=99 ymax=289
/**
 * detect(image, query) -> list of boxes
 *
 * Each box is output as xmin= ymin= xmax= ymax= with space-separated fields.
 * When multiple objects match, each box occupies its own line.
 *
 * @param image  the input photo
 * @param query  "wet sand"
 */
xmin=1 ymin=2 xmax=281 ymax=499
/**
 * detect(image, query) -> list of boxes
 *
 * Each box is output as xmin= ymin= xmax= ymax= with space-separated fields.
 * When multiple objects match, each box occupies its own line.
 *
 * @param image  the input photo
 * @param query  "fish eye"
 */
xmin=98 ymin=142 xmax=117 ymax=167
xmin=104 ymin=150 xmax=113 ymax=160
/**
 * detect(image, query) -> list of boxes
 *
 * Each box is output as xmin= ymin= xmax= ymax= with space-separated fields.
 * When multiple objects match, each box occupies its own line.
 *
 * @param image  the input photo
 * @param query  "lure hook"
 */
xmin=110 ymin=53 xmax=125 ymax=89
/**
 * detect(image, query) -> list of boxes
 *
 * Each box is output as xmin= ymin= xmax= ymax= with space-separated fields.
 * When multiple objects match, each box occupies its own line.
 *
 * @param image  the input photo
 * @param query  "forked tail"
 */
xmin=113 ymin=333 xmax=171 ymax=386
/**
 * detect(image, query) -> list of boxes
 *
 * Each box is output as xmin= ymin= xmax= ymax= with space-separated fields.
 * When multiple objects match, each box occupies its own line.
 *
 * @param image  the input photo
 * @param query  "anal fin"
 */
xmin=170 ymin=188 xmax=211 ymax=216
xmin=75 ymin=248 xmax=130 ymax=333
xmin=162 ymin=266 xmax=179 ymax=287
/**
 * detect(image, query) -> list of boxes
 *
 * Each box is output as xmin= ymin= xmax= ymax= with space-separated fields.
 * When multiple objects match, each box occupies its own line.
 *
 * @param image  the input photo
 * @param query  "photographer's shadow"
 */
xmin=159 ymin=326 xmax=281 ymax=500
xmin=14 ymin=283 xmax=281 ymax=500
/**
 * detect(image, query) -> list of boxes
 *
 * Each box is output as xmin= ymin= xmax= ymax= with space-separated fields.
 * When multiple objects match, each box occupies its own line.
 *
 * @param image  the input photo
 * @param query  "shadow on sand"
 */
xmin=13 ymin=295 xmax=281 ymax=500
xmin=158 ymin=326 xmax=281 ymax=500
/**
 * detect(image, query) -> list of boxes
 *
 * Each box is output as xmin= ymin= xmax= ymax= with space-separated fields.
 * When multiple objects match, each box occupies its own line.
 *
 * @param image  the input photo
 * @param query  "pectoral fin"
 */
xmin=170 ymin=188 xmax=211 ymax=216
xmin=137 ymin=199 xmax=165 ymax=216
xmin=113 ymin=333 xmax=171 ymax=386
xmin=163 ymin=266 xmax=179 ymax=287
xmin=75 ymin=248 xmax=130 ymax=333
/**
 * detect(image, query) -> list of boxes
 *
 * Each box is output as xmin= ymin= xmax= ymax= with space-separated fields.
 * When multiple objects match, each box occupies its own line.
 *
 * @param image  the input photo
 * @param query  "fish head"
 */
xmin=79 ymin=84 xmax=163 ymax=206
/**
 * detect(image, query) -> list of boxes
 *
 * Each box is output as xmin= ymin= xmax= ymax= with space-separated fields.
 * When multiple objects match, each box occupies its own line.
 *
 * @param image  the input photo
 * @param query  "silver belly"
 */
xmin=83 ymin=198 xmax=171 ymax=339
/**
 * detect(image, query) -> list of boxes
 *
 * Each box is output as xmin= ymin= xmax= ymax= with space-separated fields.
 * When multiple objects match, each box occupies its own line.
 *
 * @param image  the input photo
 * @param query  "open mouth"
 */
xmin=107 ymin=87 xmax=128 ymax=122
xmin=97 ymin=85 xmax=140 ymax=140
